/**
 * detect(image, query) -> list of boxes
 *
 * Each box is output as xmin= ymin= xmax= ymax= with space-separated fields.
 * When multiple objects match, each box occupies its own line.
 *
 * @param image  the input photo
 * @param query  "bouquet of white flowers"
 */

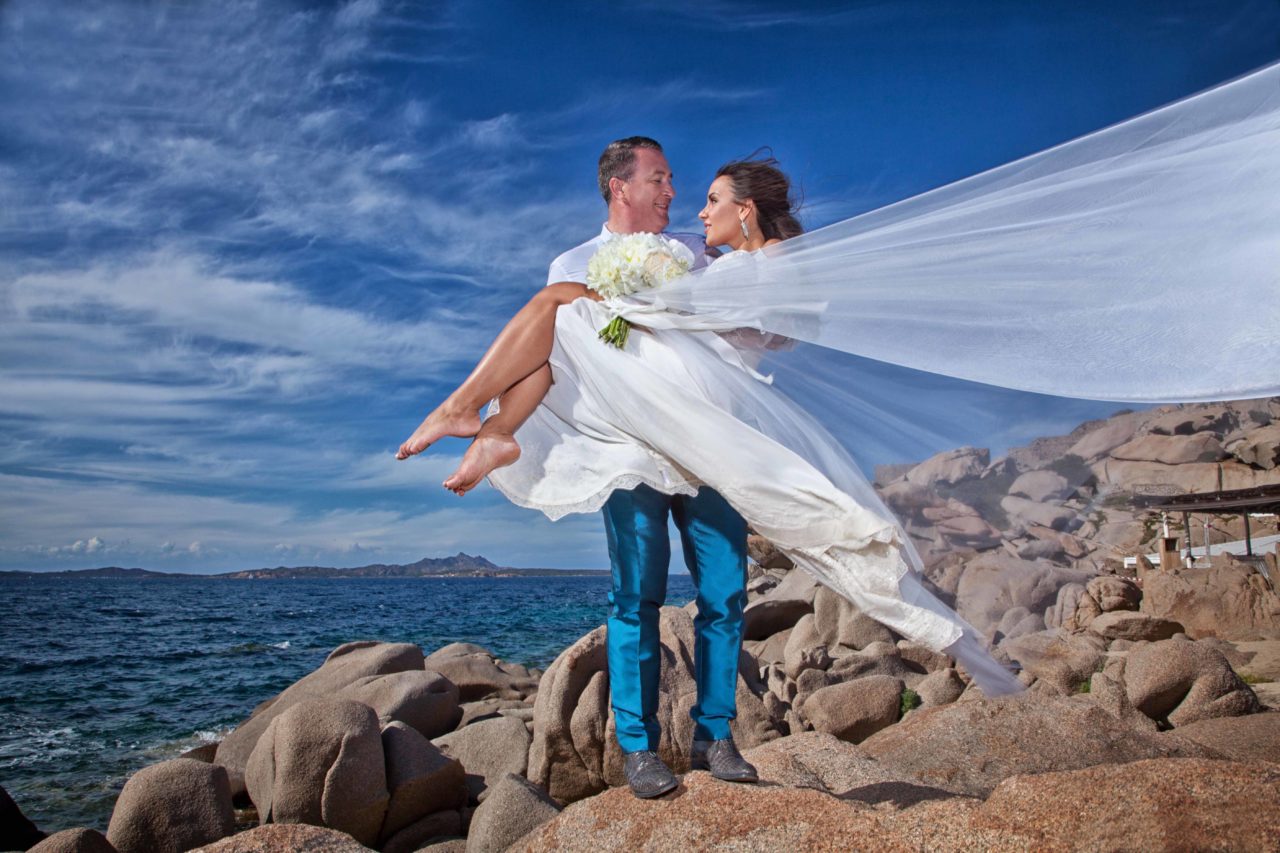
xmin=586 ymin=233 xmax=695 ymax=348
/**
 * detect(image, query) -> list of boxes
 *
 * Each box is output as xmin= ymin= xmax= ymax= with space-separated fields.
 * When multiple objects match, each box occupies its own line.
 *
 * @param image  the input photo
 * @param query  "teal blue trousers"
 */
xmin=601 ymin=484 xmax=748 ymax=753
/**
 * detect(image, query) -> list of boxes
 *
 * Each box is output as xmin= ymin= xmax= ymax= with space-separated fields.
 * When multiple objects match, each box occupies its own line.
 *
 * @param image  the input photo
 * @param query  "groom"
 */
xmin=545 ymin=136 xmax=757 ymax=798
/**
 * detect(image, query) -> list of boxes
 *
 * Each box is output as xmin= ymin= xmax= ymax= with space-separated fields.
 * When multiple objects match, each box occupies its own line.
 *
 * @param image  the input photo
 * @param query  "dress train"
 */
xmin=489 ymin=296 xmax=1023 ymax=696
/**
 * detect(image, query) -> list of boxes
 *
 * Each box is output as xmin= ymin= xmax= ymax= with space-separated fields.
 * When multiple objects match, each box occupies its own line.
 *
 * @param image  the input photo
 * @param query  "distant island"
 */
xmin=0 ymin=552 xmax=609 ymax=579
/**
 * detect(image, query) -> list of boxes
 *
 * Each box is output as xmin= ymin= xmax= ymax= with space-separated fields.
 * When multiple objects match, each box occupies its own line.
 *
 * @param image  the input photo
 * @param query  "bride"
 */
xmin=397 ymin=59 xmax=1280 ymax=698
xmin=396 ymin=155 xmax=1025 ymax=696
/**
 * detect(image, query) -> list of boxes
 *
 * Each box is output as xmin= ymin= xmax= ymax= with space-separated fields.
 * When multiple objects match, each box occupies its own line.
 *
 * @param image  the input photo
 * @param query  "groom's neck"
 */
xmin=606 ymin=208 xmax=661 ymax=236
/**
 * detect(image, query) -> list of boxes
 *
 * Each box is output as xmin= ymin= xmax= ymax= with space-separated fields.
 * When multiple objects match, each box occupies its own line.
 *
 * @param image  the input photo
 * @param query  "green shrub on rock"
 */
xmin=899 ymin=688 xmax=921 ymax=718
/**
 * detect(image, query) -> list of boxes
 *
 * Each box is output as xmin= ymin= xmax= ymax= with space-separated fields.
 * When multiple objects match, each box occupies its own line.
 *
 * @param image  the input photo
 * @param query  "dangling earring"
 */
xmin=740 ymin=218 xmax=750 ymax=239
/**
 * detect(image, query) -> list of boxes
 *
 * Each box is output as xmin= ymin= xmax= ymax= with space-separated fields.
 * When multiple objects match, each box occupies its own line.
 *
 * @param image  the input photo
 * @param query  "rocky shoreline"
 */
xmin=4 ymin=400 xmax=1279 ymax=852
xmin=7 ymin=622 xmax=1277 ymax=852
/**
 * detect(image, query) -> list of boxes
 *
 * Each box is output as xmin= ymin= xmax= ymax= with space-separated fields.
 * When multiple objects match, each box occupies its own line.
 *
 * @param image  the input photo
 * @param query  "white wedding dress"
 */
xmin=487 ymin=60 xmax=1280 ymax=697
xmin=490 ymin=250 xmax=1021 ymax=694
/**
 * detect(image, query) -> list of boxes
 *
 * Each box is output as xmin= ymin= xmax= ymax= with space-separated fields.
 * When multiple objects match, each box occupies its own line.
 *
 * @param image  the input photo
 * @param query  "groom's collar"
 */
xmin=600 ymin=223 xmax=664 ymax=239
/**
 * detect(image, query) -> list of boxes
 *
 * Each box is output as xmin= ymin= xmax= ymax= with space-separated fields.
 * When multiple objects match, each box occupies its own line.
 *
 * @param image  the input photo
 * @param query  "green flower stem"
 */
xmin=598 ymin=316 xmax=631 ymax=349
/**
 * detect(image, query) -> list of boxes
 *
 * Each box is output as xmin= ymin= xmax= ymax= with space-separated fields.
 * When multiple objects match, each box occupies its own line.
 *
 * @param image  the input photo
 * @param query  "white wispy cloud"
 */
xmin=0 ymin=247 xmax=491 ymax=509
xmin=0 ymin=0 xmax=587 ymax=284
xmin=7 ymin=252 xmax=471 ymax=378
xmin=630 ymin=0 xmax=904 ymax=30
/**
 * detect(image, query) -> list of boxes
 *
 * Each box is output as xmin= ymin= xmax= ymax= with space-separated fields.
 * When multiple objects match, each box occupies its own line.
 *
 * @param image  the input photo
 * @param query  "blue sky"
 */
xmin=2 ymin=0 xmax=1277 ymax=573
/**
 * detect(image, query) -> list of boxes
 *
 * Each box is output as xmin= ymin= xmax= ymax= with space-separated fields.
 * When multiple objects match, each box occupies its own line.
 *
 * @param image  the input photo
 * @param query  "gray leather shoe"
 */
xmin=623 ymin=750 xmax=678 ymax=798
xmin=690 ymin=737 xmax=758 ymax=782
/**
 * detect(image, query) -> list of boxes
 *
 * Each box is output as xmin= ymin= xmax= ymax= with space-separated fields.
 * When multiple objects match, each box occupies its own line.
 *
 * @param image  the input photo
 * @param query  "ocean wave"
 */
xmin=94 ymin=607 xmax=150 ymax=618
xmin=193 ymin=728 xmax=231 ymax=743
xmin=0 ymin=725 xmax=75 ymax=752
xmin=224 ymin=641 xmax=292 ymax=655
xmin=276 ymin=610 xmax=318 ymax=620
xmin=138 ymin=726 xmax=235 ymax=762
xmin=0 ymin=719 xmax=100 ymax=771
xmin=12 ymin=646 xmax=212 ymax=674
xmin=0 ymin=745 xmax=82 ymax=770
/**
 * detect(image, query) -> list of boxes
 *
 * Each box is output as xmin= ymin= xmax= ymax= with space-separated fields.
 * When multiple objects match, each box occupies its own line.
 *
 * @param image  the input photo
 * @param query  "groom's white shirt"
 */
xmin=546 ymin=224 xmax=710 ymax=285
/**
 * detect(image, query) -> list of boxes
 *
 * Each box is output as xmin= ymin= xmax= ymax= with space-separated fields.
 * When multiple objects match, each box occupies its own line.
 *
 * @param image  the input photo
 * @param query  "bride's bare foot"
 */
xmin=443 ymin=433 xmax=521 ymax=495
xmin=396 ymin=405 xmax=483 ymax=460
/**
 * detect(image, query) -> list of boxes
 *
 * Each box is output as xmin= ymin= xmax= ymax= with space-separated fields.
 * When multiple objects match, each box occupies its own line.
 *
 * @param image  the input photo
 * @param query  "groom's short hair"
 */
xmin=598 ymin=136 xmax=664 ymax=203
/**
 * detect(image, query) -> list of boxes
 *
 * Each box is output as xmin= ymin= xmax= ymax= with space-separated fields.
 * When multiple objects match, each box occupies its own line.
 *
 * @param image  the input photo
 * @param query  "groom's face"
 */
xmin=620 ymin=148 xmax=674 ymax=233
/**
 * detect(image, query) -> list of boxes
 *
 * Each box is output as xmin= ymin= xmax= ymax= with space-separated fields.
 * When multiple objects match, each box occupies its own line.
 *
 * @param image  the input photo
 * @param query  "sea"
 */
xmin=0 ymin=574 xmax=696 ymax=834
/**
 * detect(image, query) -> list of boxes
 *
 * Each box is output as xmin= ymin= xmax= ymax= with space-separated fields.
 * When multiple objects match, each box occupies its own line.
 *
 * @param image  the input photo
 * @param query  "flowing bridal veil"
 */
xmin=623 ymin=60 xmax=1280 ymax=402
xmin=489 ymin=61 xmax=1280 ymax=696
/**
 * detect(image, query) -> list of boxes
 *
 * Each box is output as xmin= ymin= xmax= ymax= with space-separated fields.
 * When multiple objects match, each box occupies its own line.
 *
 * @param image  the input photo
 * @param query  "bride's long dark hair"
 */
xmin=715 ymin=153 xmax=804 ymax=241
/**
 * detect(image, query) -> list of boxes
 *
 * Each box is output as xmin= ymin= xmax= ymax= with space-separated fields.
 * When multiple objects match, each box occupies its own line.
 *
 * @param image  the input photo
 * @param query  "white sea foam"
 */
xmin=271 ymin=640 xmax=290 ymax=649
xmin=194 ymin=728 xmax=228 ymax=743
xmin=0 ymin=721 xmax=89 ymax=769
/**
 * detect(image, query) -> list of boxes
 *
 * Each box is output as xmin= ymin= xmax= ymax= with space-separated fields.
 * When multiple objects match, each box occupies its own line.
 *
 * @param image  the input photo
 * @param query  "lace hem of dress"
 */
xmin=491 ymin=472 xmax=703 ymax=521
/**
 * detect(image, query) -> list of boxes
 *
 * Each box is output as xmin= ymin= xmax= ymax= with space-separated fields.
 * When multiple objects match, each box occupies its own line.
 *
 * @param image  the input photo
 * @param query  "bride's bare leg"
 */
xmin=443 ymin=364 xmax=552 ymax=495
xmin=396 ymin=282 xmax=594 ymax=459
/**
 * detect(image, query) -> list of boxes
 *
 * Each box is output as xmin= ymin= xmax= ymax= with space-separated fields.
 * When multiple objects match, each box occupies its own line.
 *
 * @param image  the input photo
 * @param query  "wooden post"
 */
xmin=1244 ymin=511 xmax=1253 ymax=557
